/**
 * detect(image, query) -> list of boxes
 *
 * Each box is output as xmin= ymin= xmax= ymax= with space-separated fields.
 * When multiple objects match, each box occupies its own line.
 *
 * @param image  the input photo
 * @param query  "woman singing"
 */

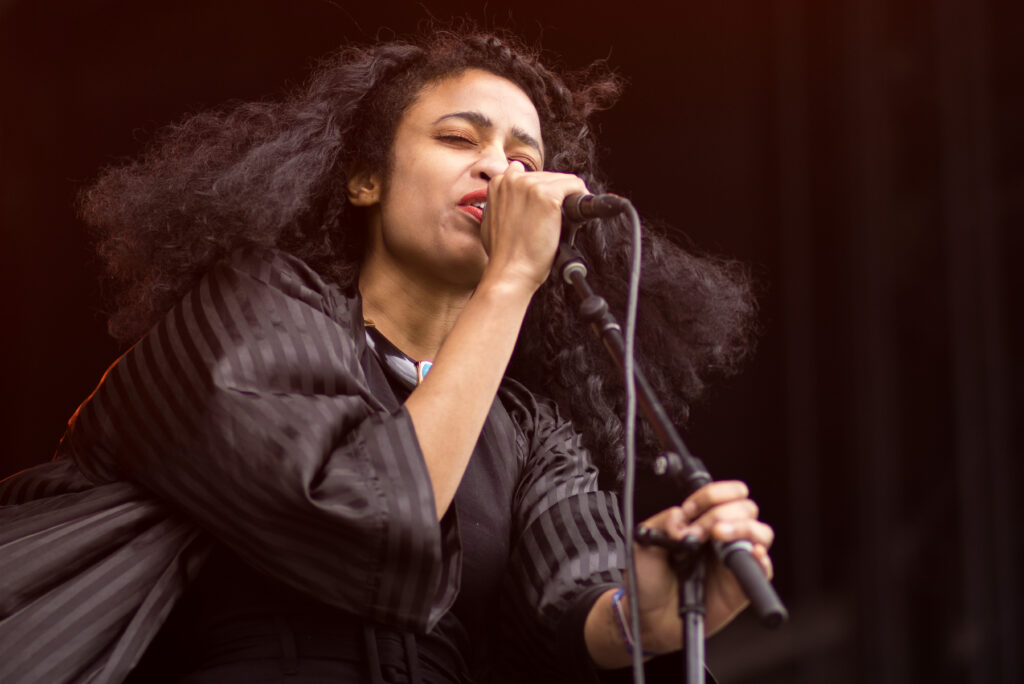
xmin=0 ymin=29 xmax=773 ymax=683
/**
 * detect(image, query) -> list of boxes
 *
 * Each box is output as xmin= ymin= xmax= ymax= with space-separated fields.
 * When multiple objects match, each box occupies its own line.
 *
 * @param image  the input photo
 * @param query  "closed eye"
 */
xmin=437 ymin=134 xmax=475 ymax=145
xmin=437 ymin=133 xmax=539 ymax=171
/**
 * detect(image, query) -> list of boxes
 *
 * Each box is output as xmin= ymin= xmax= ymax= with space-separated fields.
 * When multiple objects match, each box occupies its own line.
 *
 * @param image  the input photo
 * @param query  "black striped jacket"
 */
xmin=0 ymin=248 xmax=628 ymax=683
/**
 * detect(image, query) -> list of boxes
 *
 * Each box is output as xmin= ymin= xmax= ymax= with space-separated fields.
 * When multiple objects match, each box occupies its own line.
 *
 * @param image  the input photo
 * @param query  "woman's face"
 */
xmin=359 ymin=68 xmax=544 ymax=291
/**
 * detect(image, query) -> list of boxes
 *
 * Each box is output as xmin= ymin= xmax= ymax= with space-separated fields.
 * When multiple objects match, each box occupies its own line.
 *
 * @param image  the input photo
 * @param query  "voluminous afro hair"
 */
xmin=79 ymin=28 xmax=758 ymax=488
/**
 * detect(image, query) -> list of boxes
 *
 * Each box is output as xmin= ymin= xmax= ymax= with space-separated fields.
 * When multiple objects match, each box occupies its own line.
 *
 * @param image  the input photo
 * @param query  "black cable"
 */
xmin=563 ymin=199 xmax=785 ymax=684
xmin=618 ymin=204 xmax=646 ymax=684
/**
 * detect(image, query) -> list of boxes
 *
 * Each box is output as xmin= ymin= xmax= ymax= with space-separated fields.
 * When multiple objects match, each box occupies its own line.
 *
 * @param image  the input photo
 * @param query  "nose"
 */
xmin=475 ymin=143 xmax=514 ymax=182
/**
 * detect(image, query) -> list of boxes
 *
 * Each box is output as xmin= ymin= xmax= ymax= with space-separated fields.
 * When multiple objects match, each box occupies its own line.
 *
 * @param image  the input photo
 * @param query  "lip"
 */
xmin=457 ymin=188 xmax=488 ymax=223
xmin=459 ymin=188 xmax=488 ymax=205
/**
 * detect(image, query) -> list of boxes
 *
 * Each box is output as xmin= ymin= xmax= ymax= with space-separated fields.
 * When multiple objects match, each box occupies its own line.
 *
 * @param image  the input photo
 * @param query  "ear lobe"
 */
xmin=346 ymin=167 xmax=381 ymax=206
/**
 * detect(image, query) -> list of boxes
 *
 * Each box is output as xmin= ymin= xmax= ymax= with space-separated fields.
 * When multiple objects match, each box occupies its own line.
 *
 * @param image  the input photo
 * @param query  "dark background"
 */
xmin=1 ymin=1 xmax=1020 ymax=682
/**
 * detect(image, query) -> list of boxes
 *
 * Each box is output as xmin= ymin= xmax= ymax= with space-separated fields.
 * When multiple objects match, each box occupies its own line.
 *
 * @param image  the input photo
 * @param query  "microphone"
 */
xmin=715 ymin=540 xmax=788 ymax=628
xmin=561 ymin=193 xmax=630 ymax=222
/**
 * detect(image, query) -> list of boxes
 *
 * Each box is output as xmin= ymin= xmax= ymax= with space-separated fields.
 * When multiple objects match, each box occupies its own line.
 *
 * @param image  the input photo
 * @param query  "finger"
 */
xmin=487 ymin=160 xmax=525 ymax=196
xmin=492 ymin=159 xmax=526 ymax=186
xmin=542 ymin=171 xmax=590 ymax=199
xmin=505 ymin=159 xmax=526 ymax=176
xmin=686 ymin=497 xmax=758 ymax=529
xmin=751 ymin=543 xmax=774 ymax=580
xmin=681 ymin=499 xmax=761 ymax=542
xmin=709 ymin=518 xmax=775 ymax=548
xmin=493 ymin=165 xmax=586 ymax=196
xmin=639 ymin=505 xmax=687 ymax=537
xmin=680 ymin=480 xmax=750 ymax=521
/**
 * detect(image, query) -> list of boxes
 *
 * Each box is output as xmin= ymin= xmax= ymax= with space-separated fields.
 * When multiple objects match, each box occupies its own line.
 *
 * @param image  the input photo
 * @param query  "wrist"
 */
xmin=585 ymin=588 xmax=659 ymax=669
xmin=473 ymin=271 xmax=540 ymax=305
xmin=611 ymin=588 xmax=658 ymax=658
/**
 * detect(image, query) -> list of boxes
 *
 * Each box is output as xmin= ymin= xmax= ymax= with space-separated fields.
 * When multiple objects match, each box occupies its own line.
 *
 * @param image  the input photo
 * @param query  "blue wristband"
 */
xmin=611 ymin=588 xmax=656 ymax=657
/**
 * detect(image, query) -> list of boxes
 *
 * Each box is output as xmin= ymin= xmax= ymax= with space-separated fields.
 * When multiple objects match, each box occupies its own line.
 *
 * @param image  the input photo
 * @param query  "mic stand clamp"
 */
xmin=636 ymin=525 xmax=708 ymax=684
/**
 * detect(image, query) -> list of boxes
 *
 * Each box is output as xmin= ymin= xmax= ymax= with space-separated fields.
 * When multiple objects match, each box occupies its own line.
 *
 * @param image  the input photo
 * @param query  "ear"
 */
xmin=346 ymin=166 xmax=382 ymax=207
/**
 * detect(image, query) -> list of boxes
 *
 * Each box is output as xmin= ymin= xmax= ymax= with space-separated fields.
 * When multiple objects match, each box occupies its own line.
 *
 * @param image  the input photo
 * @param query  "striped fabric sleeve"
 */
xmin=497 ymin=384 xmax=627 ymax=681
xmin=0 ymin=460 xmax=211 ymax=684
xmin=64 ymin=247 xmax=458 ymax=632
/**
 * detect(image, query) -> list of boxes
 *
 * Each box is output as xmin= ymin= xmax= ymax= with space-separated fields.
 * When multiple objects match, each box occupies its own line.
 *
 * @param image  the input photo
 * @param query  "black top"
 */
xmin=134 ymin=325 xmax=515 ymax=682
xmin=0 ymin=247 xmax=627 ymax=683
xmin=364 ymin=325 xmax=512 ymax=672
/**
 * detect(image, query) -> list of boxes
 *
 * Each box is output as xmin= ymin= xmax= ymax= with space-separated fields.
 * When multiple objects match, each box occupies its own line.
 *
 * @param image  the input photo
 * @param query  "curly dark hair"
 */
xmin=78 ymin=28 xmax=757 ymax=488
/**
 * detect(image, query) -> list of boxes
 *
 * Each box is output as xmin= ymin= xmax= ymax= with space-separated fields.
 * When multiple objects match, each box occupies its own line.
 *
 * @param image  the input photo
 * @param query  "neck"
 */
xmin=358 ymin=256 xmax=474 ymax=362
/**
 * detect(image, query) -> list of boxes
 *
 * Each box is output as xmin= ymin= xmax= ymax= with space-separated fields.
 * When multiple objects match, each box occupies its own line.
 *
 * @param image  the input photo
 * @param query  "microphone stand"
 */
xmin=553 ymin=239 xmax=787 ymax=684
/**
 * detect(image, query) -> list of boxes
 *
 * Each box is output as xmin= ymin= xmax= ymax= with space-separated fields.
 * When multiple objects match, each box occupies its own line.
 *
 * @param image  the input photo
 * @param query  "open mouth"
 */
xmin=458 ymin=203 xmax=484 ymax=222
xmin=458 ymin=191 xmax=488 ymax=222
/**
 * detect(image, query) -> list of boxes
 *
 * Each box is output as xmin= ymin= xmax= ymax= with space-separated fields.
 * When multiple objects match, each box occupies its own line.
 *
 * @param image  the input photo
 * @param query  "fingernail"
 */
xmin=681 ymin=534 xmax=702 ymax=552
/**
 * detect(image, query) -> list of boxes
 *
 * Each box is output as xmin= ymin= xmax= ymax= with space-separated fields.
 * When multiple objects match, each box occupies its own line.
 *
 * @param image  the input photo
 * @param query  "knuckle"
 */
xmin=525 ymin=182 xmax=547 ymax=200
xmin=755 ymin=521 xmax=774 ymax=545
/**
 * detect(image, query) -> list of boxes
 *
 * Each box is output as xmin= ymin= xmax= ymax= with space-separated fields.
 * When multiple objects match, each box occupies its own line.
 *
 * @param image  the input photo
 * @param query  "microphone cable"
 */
xmin=617 ymin=202 xmax=647 ymax=684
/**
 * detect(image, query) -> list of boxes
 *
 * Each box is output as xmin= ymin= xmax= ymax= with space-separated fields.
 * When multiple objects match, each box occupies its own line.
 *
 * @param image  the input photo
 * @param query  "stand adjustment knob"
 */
xmin=579 ymin=295 xmax=609 ymax=322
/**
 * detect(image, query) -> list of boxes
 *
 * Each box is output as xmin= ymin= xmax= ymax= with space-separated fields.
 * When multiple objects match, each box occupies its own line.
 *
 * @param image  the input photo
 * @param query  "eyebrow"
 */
xmin=433 ymin=111 xmax=543 ymax=160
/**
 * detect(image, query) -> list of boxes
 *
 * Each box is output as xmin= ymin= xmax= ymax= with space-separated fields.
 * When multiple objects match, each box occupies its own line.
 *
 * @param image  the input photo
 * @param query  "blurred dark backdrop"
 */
xmin=1 ymin=1 xmax=1020 ymax=682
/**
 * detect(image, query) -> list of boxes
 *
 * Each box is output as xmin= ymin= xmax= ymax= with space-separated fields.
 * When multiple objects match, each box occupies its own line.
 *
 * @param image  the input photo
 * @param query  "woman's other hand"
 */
xmin=633 ymin=480 xmax=775 ymax=653
xmin=586 ymin=480 xmax=774 ymax=667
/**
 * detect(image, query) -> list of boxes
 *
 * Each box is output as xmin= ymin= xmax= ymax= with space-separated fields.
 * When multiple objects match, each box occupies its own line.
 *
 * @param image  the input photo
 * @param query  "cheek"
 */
xmin=377 ymin=186 xmax=439 ymax=255
xmin=387 ymin=160 xmax=448 ymax=221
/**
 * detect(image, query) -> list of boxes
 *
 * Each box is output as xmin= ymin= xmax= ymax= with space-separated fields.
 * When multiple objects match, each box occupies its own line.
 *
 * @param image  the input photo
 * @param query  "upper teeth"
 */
xmin=468 ymin=201 xmax=486 ymax=210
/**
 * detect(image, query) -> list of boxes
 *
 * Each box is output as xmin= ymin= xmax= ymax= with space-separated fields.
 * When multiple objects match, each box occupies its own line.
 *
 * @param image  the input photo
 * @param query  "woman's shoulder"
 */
xmin=499 ymin=379 xmax=592 ymax=464
xmin=206 ymin=246 xmax=359 ymax=326
xmin=213 ymin=245 xmax=336 ymax=298
xmin=498 ymin=377 xmax=560 ymax=435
